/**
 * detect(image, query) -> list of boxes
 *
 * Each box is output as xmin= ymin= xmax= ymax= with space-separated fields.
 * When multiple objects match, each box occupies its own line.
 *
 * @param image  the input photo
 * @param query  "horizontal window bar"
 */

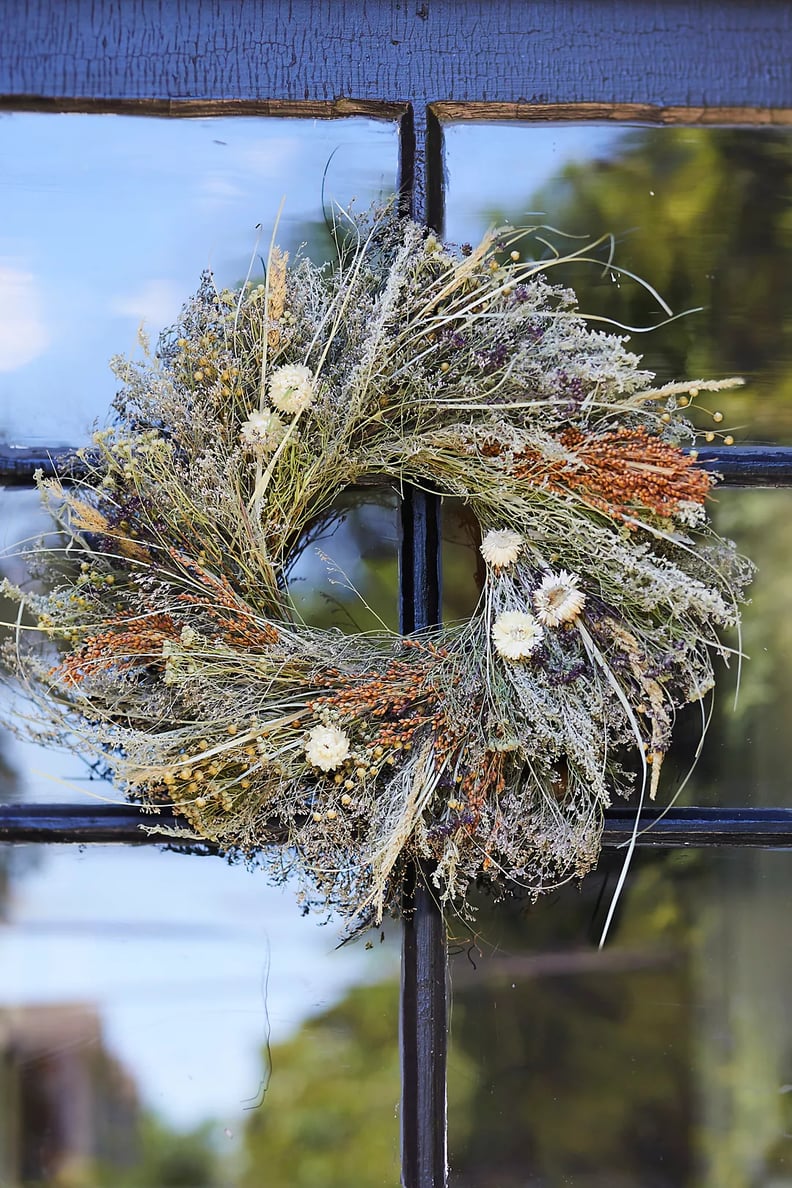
xmin=2 ymin=804 xmax=792 ymax=848
xmin=0 ymin=446 xmax=88 ymax=484
xmin=3 ymin=445 xmax=792 ymax=488
xmin=0 ymin=803 xmax=283 ymax=845
xmin=694 ymin=445 xmax=792 ymax=486
xmin=603 ymin=806 xmax=792 ymax=847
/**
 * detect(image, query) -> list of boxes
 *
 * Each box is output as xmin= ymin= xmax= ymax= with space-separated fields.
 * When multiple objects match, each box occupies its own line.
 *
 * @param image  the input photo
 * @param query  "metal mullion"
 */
xmin=6 ymin=803 xmax=792 ymax=847
xmin=6 ymin=443 xmax=792 ymax=497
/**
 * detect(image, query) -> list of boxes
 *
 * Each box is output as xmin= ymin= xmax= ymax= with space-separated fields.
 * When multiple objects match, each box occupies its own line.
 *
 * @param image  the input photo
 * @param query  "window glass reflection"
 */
xmin=448 ymin=847 xmax=792 ymax=1187
xmin=288 ymin=486 xmax=401 ymax=634
xmin=0 ymin=113 xmax=397 ymax=444
xmin=441 ymin=498 xmax=483 ymax=626
xmin=0 ymin=843 xmax=399 ymax=1185
xmin=444 ymin=123 xmax=792 ymax=444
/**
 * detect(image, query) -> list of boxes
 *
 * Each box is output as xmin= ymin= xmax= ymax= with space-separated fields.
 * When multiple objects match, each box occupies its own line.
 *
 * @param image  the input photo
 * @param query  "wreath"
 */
xmin=4 ymin=210 xmax=752 ymax=928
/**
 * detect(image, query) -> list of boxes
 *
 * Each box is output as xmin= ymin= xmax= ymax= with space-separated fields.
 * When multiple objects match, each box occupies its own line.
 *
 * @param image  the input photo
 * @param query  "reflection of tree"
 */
xmin=496 ymin=128 xmax=792 ymax=443
xmin=446 ymin=848 xmax=792 ymax=1187
xmin=290 ymin=491 xmax=486 ymax=635
xmin=109 ymin=1115 xmax=222 ymax=1188
xmin=241 ymin=980 xmax=406 ymax=1188
xmin=241 ymin=976 xmax=479 ymax=1187
xmin=446 ymin=853 xmax=696 ymax=1187
xmin=440 ymin=500 xmax=484 ymax=623
xmin=287 ymin=487 xmax=401 ymax=633
xmin=700 ymin=490 xmax=792 ymax=806
xmin=509 ymin=132 xmax=792 ymax=813
xmin=472 ymin=129 xmax=792 ymax=803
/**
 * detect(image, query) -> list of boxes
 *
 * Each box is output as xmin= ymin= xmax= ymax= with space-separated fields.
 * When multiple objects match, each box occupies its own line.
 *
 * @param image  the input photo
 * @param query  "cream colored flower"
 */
xmin=240 ymin=409 xmax=287 ymax=453
xmin=305 ymin=724 xmax=351 ymax=772
xmin=491 ymin=610 xmax=543 ymax=660
xmin=533 ymin=571 xmax=586 ymax=628
xmin=269 ymin=363 xmax=314 ymax=415
xmin=480 ymin=529 xmax=523 ymax=570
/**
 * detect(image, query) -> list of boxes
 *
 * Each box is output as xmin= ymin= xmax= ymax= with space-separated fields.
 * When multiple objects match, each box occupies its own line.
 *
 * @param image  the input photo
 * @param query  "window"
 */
xmin=2 ymin=5 xmax=791 ymax=1185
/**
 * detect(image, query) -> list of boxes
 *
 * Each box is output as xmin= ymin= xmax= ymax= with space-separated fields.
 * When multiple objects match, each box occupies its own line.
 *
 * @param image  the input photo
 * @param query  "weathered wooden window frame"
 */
xmin=2 ymin=5 xmax=792 ymax=1186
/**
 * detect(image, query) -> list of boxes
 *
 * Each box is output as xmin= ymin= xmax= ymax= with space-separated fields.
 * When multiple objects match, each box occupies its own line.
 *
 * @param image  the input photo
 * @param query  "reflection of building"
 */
xmin=0 ymin=1003 xmax=140 ymax=1185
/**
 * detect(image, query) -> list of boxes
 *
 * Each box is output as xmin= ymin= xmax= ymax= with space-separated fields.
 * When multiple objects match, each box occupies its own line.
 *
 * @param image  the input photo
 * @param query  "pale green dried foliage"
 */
xmin=2 ymin=207 xmax=752 ymax=928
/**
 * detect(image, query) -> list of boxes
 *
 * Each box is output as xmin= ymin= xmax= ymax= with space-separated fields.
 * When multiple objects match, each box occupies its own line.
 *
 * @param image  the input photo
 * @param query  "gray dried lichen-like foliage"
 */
xmin=2 ymin=209 xmax=752 ymax=928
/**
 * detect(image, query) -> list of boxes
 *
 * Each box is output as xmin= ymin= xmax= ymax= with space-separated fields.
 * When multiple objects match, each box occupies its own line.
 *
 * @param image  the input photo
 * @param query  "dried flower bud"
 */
xmin=533 ymin=571 xmax=586 ymax=628
xmin=492 ymin=610 xmax=543 ymax=660
xmin=269 ymin=364 xmax=314 ymax=415
xmin=480 ymin=528 xmax=524 ymax=570
xmin=305 ymin=724 xmax=351 ymax=772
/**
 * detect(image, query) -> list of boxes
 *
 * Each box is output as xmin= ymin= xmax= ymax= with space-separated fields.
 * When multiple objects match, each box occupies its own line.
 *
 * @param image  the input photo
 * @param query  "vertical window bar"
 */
xmin=398 ymin=105 xmax=449 ymax=1188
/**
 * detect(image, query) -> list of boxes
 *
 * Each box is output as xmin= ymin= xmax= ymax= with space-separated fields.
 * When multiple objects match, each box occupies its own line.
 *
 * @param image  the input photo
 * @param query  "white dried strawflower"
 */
xmin=305 ymin=724 xmax=351 ymax=772
xmin=240 ymin=409 xmax=287 ymax=453
xmin=533 ymin=571 xmax=586 ymax=628
xmin=491 ymin=610 xmax=543 ymax=660
xmin=480 ymin=528 xmax=524 ymax=569
xmin=269 ymin=363 xmax=314 ymax=415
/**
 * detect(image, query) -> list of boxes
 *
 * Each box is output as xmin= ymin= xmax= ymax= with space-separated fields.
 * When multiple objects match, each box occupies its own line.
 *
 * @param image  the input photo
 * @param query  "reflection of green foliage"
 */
xmin=447 ymin=854 xmax=697 ymax=1186
xmin=706 ymin=491 xmax=792 ymax=803
xmin=290 ymin=490 xmax=485 ymax=634
xmin=241 ymin=981 xmax=404 ymax=1188
xmin=486 ymin=126 xmax=792 ymax=807
xmin=241 ymin=977 xmax=476 ymax=1188
xmin=441 ymin=500 xmax=483 ymax=624
xmin=105 ymin=1115 xmax=222 ymax=1187
xmin=287 ymin=488 xmax=401 ymax=633
xmin=451 ymin=138 xmax=792 ymax=1182
xmin=496 ymin=128 xmax=792 ymax=443
xmin=447 ymin=849 xmax=792 ymax=1186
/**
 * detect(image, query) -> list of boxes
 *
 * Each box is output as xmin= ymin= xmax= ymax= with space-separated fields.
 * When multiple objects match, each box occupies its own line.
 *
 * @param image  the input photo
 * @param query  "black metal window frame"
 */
xmin=2 ymin=5 xmax=792 ymax=1185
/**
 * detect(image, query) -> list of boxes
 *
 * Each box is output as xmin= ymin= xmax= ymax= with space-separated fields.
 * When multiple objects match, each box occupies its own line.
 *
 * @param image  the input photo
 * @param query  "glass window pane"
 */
xmin=441 ymin=499 xmax=482 ymax=626
xmin=0 ymin=112 xmax=398 ymax=444
xmin=444 ymin=122 xmax=792 ymax=444
xmin=289 ymin=486 xmax=401 ymax=634
xmin=0 ymin=843 xmax=399 ymax=1185
xmin=697 ymin=488 xmax=792 ymax=809
xmin=448 ymin=848 xmax=792 ymax=1187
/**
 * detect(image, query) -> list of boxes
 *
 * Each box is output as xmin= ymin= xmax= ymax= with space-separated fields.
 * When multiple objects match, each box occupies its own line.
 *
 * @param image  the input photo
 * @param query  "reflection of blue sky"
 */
xmin=0 ymin=118 xmax=633 ymax=445
xmin=0 ymin=113 xmax=397 ymax=443
xmin=0 ymin=489 xmax=400 ymax=1133
xmin=0 ymin=846 xmax=398 ymax=1131
xmin=443 ymin=122 xmax=630 ymax=244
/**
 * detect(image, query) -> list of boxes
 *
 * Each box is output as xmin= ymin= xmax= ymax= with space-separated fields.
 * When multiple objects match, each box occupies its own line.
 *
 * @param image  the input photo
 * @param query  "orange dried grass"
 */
xmin=513 ymin=426 xmax=711 ymax=521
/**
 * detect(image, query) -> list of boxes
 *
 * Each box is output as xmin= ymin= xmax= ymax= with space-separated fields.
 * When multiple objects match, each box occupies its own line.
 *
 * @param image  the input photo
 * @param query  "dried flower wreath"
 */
xmin=4 ymin=210 xmax=752 ymax=929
